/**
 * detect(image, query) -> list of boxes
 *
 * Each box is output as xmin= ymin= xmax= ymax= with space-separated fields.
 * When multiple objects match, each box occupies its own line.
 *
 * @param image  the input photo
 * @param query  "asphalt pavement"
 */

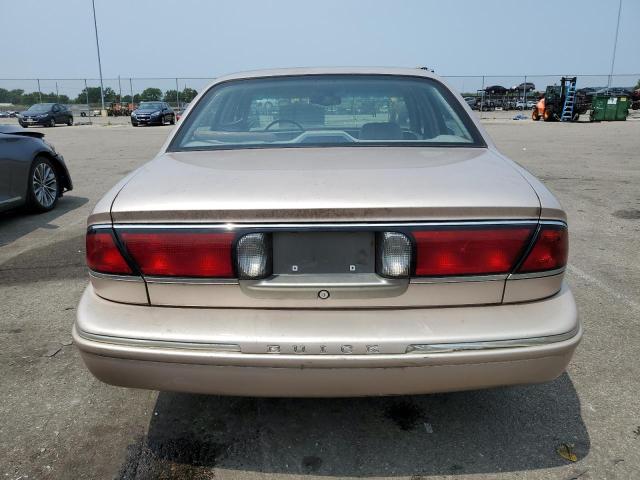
xmin=1 ymin=116 xmax=639 ymax=479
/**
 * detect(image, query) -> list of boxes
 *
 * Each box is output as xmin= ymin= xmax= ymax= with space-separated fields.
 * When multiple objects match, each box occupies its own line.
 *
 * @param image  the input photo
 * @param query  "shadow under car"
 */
xmin=117 ymin=373 xmax=589 ymax=478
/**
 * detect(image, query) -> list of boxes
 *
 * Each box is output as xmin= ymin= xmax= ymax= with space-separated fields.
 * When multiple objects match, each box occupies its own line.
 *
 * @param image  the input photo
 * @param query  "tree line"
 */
xmin=0 ymin=86 xmax=198 ymax=106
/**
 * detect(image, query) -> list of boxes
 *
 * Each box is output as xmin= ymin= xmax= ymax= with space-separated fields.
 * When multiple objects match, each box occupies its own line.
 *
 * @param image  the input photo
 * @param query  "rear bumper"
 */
xmin=20 ymin=119 xmax=48 ymax=126
xmin=74 ymin=285 xmax=581 ymax=397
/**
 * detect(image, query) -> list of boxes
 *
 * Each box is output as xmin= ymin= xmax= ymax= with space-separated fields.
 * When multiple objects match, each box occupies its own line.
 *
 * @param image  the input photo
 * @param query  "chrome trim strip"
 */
xmin=89 ymin=271 xmax=144 ymax=282
xmin=539 ymin=220 xmax=568 ymax=227
xmin=110 ymin=274 xmax=509 ymax=286
xmin=77 ymin=326 xmax=580 ymax=357
xmin=411 ymin=274 xmax=507 ymax=284
xmin=508 ymin=267 xmax=566 ymax=280
xmin=405 ymin=325 xmax=580 ymax=354
xmin=78 ymin=329 xmax=241 ymax=352
xmin=0 ymin=196 xmax=22 ymax=205
xmin=92 ymin=219 xmax=566 ymax=230
xmin=107 ymin=220 xmax=550 ymax=230
xmin=145 ymin=276 xmax=238 ymax=285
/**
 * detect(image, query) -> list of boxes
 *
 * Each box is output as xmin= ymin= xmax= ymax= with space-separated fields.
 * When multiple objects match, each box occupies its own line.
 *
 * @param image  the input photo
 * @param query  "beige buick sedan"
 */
xmin=74 ymin=67 xmax=581 ymax=397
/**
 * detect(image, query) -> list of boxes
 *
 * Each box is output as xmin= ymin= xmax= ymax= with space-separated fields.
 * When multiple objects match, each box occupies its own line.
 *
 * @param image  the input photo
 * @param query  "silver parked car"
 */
xmin=0 ymin=125 xmax=73 ymax=213
xmin=74 ymin=68 xmax=581 ymax=397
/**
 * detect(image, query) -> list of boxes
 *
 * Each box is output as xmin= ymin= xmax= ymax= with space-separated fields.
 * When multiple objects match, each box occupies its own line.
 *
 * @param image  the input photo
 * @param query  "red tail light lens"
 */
xmin=119 ymin=231 xmax=235 ymax=277
xmin=86 ymin=230 xmax=133 ymax=275
xmin=413 ymin=227 xmax=534 ymax=276
xmin=518 ymin=225 xmax=568 ymax=273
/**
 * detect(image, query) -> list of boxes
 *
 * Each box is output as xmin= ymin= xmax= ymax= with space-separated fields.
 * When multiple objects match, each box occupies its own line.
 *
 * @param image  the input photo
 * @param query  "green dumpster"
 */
xmin=590 ymin=95 xmax=629 ymax=122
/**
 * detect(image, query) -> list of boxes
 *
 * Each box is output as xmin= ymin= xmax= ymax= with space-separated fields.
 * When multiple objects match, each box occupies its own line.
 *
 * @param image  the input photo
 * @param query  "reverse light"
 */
xmin=413 ymin=227 xmax=534 ymax=276
xmin=86 ymin=230 xmax=133 ymax=275
xmin=119 ymin=231 xmax=235 ymax=277
xmin=377 ymin=232 xmax=412 ymax=278
xmin=236 ymin=233 xmax=271 ymax=279
xmin=518 ymin=225 xmax=568 ymax=273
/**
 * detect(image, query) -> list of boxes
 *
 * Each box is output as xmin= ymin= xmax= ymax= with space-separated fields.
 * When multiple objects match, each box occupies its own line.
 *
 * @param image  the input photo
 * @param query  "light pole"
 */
xmin=607 ymin=0 xmax=623 ymax=90
xmin=91 ymin=0 xmax=106 ymax=113
xmin=175 ymin=78 xmax=180 ymax=109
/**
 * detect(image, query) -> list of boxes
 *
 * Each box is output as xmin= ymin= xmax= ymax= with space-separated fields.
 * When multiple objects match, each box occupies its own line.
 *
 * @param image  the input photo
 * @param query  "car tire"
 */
xmin=47 ymin=117 xmax=56 ymax=127
xmin=67 ymin=116 xmax=73 ymax=126
xmin=532 ymin=109 xmax=540 ymax=121
xmin=169 ymin=114 xmax=175 ymax=125
xmin=131 ymin=120 xmax=138 ymax=127
xmin=19 ymin=122 xmax=28 ymax=128
xmin=27 ymin=156 xmax=60 ymax=212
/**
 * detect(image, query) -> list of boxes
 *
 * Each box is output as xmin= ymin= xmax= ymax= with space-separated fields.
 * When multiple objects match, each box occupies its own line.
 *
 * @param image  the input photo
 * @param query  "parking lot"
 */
xmin=1 ymin=115 xmax=639 ymax=479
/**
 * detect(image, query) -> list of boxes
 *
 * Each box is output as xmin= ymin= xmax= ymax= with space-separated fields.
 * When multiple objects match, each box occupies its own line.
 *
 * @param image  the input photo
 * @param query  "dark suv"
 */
xmin=18 ymin=103 xmax=73 ymax=128
xmin=131 ymin=101 xmax=175 ymax=126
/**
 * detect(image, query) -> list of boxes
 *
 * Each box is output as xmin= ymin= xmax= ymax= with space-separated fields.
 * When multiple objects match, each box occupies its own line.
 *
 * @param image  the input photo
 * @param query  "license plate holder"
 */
xmin=272 ymin=232 xmax=375 ymax=275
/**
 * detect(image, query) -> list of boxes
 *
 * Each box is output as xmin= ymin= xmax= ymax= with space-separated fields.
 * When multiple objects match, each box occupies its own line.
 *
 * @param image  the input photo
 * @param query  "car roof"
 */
xmin=207 ymin=66 xmax=441 ymax=86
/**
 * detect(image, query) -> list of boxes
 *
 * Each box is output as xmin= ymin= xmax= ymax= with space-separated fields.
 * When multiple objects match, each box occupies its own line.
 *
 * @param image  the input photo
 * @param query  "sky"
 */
xmin=1 ymin=0 xmax=639 ymax=95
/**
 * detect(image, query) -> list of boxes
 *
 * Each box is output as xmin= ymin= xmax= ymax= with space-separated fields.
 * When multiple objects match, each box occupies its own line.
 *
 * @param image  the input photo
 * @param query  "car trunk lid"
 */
xmin=110 ymin=147 xmax=540 ymax=223
xmin=104 ymin=146 xmax=548 ymax=308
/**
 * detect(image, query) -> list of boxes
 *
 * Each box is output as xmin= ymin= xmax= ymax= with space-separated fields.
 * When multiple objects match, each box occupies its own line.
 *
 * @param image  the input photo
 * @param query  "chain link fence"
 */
xmin=1 ymin=73 xmax=639 ymax=116
xmin=0 ymin=77 xmax=215 ymax=113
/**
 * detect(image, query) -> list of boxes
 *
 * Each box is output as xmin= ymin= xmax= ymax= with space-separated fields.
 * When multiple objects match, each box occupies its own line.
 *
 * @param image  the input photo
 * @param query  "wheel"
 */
xmin=47 ymin=117 xmax=56 ymax=127
xmin=80 ymin=112 xmax=87 ymax=117
xmin=169 ymin=114 xmax=175 ymax=125
xmin=131 ymin=120 xmax=138 ymax=127
xmin=19 ymin=122 xmax=28 ymax=128
xmin=531 ymin=109 xmax=540 ymax=121
xmin=67 ymin=116 xmax=73 ymax=126
xmin=543 ymin=108 xmax=554 ymax=121
xmin=27 ymin=156 xmax=59 ymax=212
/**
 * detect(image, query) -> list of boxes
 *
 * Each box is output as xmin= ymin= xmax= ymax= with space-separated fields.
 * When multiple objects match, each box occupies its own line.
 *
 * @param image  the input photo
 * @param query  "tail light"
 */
xmin=86 ymin=229 xmax=133 ymax=275
xmin=119 ymin=231 xmax=235 ymax=277
xmin=85 ymin=223 xmax=566 ymax=281
xmin=517 ymin=225 xmax=568 ymax=273
xmin=412 ymin=227 xmax=534 ymax=276
xmin=377 ymin=232 xmax=412 ymax=278
xmin=236 ymin=233 xmax=271 ymax=279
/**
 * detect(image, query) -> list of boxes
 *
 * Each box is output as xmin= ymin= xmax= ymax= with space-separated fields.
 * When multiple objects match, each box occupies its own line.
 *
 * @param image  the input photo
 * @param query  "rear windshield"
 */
xmin=26 ymin=104 xmax=53 ymax=112
xmin=138 ymin=102 xmax=164 ymax=110
xmin=169 ymin=75 xmax=484 ymax=151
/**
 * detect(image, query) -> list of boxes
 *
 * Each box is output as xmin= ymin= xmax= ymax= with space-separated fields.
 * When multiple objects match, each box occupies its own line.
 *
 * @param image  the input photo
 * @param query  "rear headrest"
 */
xmin=359 ymin=122 xmax=403 ymax=140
